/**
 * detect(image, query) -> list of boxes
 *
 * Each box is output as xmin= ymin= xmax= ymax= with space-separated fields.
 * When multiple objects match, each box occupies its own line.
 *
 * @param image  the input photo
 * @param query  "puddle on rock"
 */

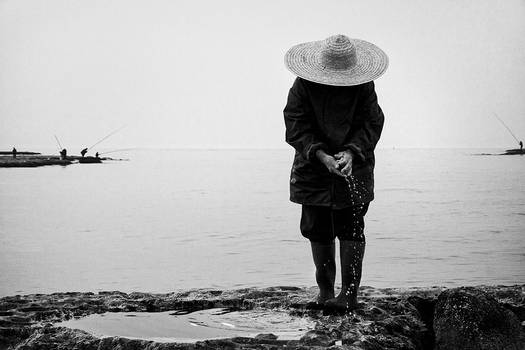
xmin=55 ymin=308 xmax=314 ymax=343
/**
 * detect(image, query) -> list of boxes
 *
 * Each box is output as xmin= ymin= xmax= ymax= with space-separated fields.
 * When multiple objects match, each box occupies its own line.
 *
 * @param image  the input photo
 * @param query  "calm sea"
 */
xmin=0 ymin=149 xmax=524 ymax=296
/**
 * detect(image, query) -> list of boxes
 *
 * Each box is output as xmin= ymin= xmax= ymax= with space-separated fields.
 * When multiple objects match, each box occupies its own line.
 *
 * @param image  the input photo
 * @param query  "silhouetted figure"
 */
xmin=60 ymin=148 xmax=67 ymax=160
xmin=12 ymin=147 xmax=17 ymax=159
xmin=520 ymin=141 xmax=523 ymax=151
xmin=95 ymin=152 xmax=99 ymax=159
xmin=80 ymin=148 xmax=88 ymax=157
xmin=284 ymin=34 xmax=386 ymax=312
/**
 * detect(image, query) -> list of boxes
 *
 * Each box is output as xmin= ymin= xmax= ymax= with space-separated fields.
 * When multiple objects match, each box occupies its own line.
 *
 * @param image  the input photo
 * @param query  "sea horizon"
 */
xmin=1 ymin=148 xmax=523 ymax=297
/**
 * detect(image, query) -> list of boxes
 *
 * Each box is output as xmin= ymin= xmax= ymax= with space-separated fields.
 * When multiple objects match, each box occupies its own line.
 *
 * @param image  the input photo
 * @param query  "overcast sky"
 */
xmin=1 ymin=0 xmax=524 ymax=151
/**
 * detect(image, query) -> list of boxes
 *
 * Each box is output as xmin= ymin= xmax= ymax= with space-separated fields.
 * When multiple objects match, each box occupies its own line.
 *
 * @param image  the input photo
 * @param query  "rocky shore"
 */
xmin=0 ymin=155 xmax=72 ymax=167
xmin=1 ymin=285 xmax=523 ymax=350
xmin=0 ymin=155 xmax=123 ymax=168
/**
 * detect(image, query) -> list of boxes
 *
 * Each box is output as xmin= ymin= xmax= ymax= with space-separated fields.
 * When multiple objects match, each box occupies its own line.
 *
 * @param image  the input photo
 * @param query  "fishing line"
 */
xmin=88 ymin=125 xmax=126 ymax=150
xmin=494 ymin=113 xmax=519 ymax=143
xmin=99 ymin=148 xmax=135 ymax=155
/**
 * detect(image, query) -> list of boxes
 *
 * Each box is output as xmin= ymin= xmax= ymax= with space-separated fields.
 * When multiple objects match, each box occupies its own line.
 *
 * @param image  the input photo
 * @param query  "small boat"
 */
xmin=78 ymin=156 xmax=102 ymax=164
xmin=503 ymin=149 xmax=525 ymax=155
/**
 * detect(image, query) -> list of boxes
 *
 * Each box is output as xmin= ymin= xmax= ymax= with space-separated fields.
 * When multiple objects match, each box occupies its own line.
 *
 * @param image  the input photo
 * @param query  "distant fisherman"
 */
xmin=60 ymin=148 xmax=67 ymax=160
xmin=95 ymin=152 xmax=99 ymax=159
xmin=80 ymin=148 xmax=88 ymax=157
xmin=12 ymin=147 xmax=17 ymax=159
xmin=520 ymin=141 xmax=523 ymax=151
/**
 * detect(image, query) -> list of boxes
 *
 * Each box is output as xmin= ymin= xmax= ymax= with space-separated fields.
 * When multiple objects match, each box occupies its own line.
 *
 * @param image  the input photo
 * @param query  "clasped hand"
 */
xmin=316 ymin=150 xmax=353 ymax=177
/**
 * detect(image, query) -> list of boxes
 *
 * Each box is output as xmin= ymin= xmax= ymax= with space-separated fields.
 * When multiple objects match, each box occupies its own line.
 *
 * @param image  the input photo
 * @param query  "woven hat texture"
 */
xmin=285 ymin=35 xmax=388 ymax=86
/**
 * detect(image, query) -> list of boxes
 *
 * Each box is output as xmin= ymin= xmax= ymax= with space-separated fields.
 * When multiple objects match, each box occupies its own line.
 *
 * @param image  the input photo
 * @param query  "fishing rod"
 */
xmin=494 ymin=113 xmax=520 ymax=144
xmin=99 ymin=148 xmax=135 ymax=155
xmin=87 ymin=125 xmax=126 ymax=150
xmin=54 ymin=135 xmax=63 ymax=150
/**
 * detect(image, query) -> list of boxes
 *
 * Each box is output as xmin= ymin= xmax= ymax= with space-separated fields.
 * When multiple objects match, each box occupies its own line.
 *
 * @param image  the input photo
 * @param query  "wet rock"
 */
xmin=299 ymin=330 xmax=334 ymax=346
xmin=15 ymin=326 xmax=191 ymax=349
xmin=407 ymin=295 xmax=436 ymax=348
xmin=14 ymin=326 xmax=100 ymax=350
xmin=434 ymin=287 xmax=525 ymax=350
xmin=254 ymin=333 xmax=278 ymax=340
xmin=338 ymin=312 xmax=426 ymax=349
xmin=0 ymin=285 xmax=523 ymax=349
xmin=407 ymin=295 xmax=436 ymax=327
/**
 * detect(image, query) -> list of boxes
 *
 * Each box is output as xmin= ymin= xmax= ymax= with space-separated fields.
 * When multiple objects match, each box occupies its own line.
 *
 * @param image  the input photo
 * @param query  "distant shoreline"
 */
xmin=0 ymin=154 xmax=72 ymax=167
xmin=0 ymin=153 xmax=125 ymax=168
xmin=0 ymin=151 xmax=41 ymax=155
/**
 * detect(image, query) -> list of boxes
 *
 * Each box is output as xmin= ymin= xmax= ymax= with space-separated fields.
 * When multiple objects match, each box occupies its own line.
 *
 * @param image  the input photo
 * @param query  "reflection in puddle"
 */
xmin=55 ymin=308 xmax=314 ymax=343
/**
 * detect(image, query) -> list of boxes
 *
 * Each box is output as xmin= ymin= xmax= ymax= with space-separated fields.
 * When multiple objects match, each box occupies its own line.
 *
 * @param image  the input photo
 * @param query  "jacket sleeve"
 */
xmin=344 ymin=81 xmax=384 ymax=161
xmin=284 ymin=79 xmax=328 ymax=161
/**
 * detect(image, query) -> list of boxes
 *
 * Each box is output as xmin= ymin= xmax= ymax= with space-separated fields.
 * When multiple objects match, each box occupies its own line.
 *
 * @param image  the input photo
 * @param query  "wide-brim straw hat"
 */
xmin=285 ymin=34 xmax=388 ymax=86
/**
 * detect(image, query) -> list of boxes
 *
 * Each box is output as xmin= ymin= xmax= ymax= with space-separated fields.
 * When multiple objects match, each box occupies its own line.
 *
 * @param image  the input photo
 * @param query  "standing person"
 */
xmin=520 ymin=141 xmax=523 ymax=151
xmin=12 ymin=147 xmax=17 ymax=159
xmin=60 ymin=148 xmax=67 ymax=160
xmin=283 ymin=35 xmax=388 ymax=312
xmin=80 ymin=148 xmax=88 ymax=157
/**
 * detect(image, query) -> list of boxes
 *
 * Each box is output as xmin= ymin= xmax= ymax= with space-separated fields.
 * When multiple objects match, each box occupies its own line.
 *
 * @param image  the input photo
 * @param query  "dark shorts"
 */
xmin=300 ymin=204 xmax=369 ymax=243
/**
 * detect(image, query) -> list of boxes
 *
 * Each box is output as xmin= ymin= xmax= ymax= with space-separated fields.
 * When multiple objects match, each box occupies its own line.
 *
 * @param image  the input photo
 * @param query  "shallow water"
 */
xmin=0 ymin=149 xmax=524 ymax=295
xmin=55 ymin=308 xmax=313 ymax=343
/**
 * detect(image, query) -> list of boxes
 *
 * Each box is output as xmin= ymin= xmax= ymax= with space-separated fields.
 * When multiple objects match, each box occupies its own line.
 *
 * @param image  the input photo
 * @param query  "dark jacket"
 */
xmin=283 ymin=77 xmax=384 ymax=208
